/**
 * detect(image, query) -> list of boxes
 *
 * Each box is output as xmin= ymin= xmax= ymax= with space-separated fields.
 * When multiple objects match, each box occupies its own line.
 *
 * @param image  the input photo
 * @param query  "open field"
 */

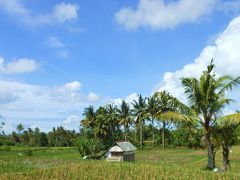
xmin=1 ymin=146 xmax=240 ymax=179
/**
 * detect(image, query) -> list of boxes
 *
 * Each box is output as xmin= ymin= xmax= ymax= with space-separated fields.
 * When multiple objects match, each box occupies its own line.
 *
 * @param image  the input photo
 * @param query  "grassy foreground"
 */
xmin=1 ymin=146 xmax=240 ymax=179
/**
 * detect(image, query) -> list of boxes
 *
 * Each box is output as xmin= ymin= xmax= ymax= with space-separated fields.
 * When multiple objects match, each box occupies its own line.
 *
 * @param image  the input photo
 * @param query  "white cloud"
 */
xmin=154 ymin=15 xmax=240 ymax=107
xmin=87 ymin=92 xmax=99 ymax=102
xmin=112 ymin=93 xmax=138 ymax=106
xmin=0 ymin=57 xmax=40 ymax=74
xmin=51 ymin=3 xmax=78 ymax=23
xmin=0 ymin=80 xmax=101 ymax=132
xmin=46 ymin=36 xmax=64 ymax=48
xmin=115 ymin=0 xmax=216 ymax=30
xmin=62 ymin=81 xmax=81 ymax=91
xmin=62 ymin=115 xmax=80 ymax=130
xmin=0 ymin=0 xmax=79 ymax=26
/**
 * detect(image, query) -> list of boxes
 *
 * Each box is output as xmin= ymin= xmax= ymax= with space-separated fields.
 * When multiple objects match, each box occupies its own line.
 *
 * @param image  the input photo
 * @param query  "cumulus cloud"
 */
xmin=87 ymin=92 xmax=99 ymax=102
xmin=115 ymin=0 xmax=216 ymax=30
xmin=0 ymin=80 xmax=100 ymax=132
xmin=0 ymin=0 xmax=79 ymax=26
xmin=113 ymin=93 xmax=139 ymax=106
xmin=62 ymin=115 xmax=81 ymax=130
xmin=0 ymin=57 xmax=39 ymax=74
xmin=154 ymin=15 xmax=240 ymax=108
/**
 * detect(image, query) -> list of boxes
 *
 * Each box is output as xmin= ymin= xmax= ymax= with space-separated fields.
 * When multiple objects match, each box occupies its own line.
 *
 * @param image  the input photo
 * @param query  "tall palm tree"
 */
xmin=132 ymin=95 xmax=147 ymax=148
xmin=95 ymin=106 xmax=109 ymax=138
xmin=182 ymin=61 xmax=240 ymax=169
xmin=159 ymin=60 xmax=240 ymax=169
xmin=106 ymin=104 xmax=119 ymax=143
xmin=146 ymin=96 xmax=158 ymax=146
xmin=154 ymin=91 xmax=181 ymax=149
xmin=117 ymin=100 xmax=132 ymax=141
xmin=81 ymin=106 xmax=96 ymax=129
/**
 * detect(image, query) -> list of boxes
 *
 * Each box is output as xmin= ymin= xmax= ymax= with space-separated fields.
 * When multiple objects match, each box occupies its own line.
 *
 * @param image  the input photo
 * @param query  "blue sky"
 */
xmin=0 ymin=0 xmax=240 ymax=132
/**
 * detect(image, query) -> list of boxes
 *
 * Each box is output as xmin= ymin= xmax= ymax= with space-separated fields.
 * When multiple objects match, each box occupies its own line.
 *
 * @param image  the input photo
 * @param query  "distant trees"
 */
xmin=48 ymin=127 xmax=77 ymax=147
xmin=0 ymin=122 xmax=5 ymax=135
xmin=16 ymin=123 xmax=24 ymax=134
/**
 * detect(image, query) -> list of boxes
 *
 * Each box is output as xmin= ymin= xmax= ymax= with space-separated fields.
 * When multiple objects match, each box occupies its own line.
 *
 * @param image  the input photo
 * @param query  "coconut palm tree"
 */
xmin=81 ymin=105 xmax=96 ymax=129
xmin=146 ymin=96 xmax=159 ymax=146
xmin=117 ymin=100 xmax=132 ymax=141
xmin=95 ymin=106 xmax=109 ymax=138
xmin=215 ymin=114 xmax=240 ymax=171
xmin=132 ymin=95 xmax=147 ymax=148
xmin=154 ymin=91 xmax=183 ymax=148
xmin=106 ymin=104 xmax=119 ymax=143
xmin=159 ymin=60 xmax=240 ymax=169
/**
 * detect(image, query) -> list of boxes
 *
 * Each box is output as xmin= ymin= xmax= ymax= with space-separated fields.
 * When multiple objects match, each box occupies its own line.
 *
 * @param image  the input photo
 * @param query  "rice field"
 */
xmin=1 ymin=146 xmax=240 ymax=179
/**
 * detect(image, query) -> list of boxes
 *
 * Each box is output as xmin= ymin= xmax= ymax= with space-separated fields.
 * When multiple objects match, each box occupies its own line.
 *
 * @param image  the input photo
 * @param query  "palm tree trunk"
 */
xmin=162 ymin=122 xmax=165 ymax=149
xmin=222 ymin=145 xmax=230 ymax=171
xmin=135 ymin=124 xmax=138 ymax=142
xmin=152 ymin=118 xmax=155 ymax=147
xmin=140 ymin=121 xmax=143 ymax=149
xmin=112 ymin=125 xmax=115 ymax=143
xmin=206 ymin=132 xmax=216 ymax=169
xmin=124 ymin=125 xmax=127 ymax=141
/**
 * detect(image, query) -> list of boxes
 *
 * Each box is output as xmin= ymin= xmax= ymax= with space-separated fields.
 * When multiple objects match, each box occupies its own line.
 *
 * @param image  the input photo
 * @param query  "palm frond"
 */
xmin=156 ymin=111 xmax=195 ymax=124
xmin=217 ymin=113 xmax=240 ymax=127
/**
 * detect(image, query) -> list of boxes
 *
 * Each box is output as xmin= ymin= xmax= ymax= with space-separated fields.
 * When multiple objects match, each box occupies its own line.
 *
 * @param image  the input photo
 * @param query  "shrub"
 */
xmin=0 ymin=146 xmax=11 ymax=151
xmin=75 ymin=137 xmax=103 ymax=157
xmin=23 ymin=149 xmax=33 ymax=156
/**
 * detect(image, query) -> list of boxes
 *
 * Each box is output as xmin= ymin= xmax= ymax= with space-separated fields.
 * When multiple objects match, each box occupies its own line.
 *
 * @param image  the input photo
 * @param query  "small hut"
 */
xmin=106 ymin=142 xmax=137 ymax=162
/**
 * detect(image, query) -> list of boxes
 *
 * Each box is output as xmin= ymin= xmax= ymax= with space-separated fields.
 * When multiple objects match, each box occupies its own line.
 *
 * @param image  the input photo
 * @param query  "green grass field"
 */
xmin=1 ymin=146 xmax=240 ymax=179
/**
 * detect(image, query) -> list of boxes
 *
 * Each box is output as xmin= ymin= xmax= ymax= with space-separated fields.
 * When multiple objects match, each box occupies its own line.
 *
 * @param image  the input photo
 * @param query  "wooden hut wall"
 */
xmin=123 ymin=152 xmax=135 ymax=161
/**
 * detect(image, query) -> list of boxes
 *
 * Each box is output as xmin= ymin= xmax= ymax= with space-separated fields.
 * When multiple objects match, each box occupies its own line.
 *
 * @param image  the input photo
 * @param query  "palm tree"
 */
xmin=81 ymin=106 xmax=96 ymax=130
xmin=146 ymin=96 xmax=158 ymax=146
xmin=106 ymin=104 xmax=119 ymax=143
xmin=182 ymin=61 xmax=240 ymax=169
xmin=95 ymin=106 xmax=109 ymax=138
xmin=154 ymin=91 xmax=181 ymax=149
xmin=117 ymin=100 xmax=132 ymax=141
xmin=215 ymin=115 xmax=240 ymax=171
xmin=16 ymin=123 xmax=24 ymax=134
xmin=132 ymin=95 xmax=147 ymax=148
xmin=159 ymin=60 xmax=240 ymax=169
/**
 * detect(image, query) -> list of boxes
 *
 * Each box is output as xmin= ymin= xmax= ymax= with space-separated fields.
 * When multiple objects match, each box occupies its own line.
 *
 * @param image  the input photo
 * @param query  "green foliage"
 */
xmin=48 ymin=127 xmax=77 ymax=147
xmin=75 ymin=137 xmax=103 ymax=157
xmin=23 ymin=149 xmax=33 ymax=156
xmin=0 ymin=146 xmax=11 ymax=151
xmin=172 ymin=124 xmax=203 ymax=148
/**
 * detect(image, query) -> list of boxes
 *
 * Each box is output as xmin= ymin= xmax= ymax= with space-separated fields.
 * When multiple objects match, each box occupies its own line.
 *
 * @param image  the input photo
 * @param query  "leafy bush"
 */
xmin=75 ymin=137 xmax=103 ymax=157
xmin=23 ymin=149 xmax=33 ymax=156
xmin=0 ymin=146 xmax=11 ymax=151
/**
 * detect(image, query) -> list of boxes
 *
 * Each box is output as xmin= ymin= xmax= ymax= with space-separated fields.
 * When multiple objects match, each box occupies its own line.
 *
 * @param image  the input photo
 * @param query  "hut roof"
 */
xmin=110 ymin=142 xmax=137 ymax=152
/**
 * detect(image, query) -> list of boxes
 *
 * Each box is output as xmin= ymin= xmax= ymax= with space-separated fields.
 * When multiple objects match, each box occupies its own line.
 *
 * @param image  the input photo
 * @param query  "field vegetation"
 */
xmin=1 ymin=146 xmax=240 ymax=179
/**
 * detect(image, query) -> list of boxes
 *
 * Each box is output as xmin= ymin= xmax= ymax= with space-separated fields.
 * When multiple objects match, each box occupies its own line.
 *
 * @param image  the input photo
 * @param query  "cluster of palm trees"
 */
xmin=81 ymin=91 xmax=183 ymax=148
xmin=81 ymin=60 xmax=240 ymax=171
